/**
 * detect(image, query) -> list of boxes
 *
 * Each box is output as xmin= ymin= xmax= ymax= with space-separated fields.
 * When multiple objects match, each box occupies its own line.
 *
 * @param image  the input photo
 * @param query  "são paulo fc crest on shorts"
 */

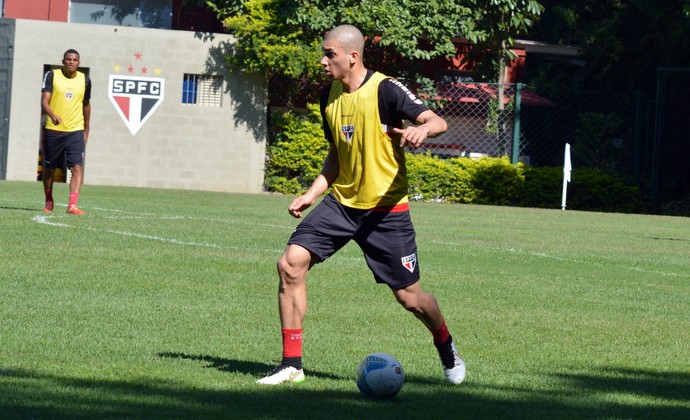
xmin=341 ymin=125 xmax=354 ymax=143
xmin=401 ymin=253 xmax=417 ymax=273
xmin=108 ymin=75 xmax=164 ymax=135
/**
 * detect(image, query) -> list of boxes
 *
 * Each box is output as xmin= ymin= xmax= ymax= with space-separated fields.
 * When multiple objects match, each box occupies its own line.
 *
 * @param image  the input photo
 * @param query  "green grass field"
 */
xmin=1 ymin=180 xmax=689 ymax=419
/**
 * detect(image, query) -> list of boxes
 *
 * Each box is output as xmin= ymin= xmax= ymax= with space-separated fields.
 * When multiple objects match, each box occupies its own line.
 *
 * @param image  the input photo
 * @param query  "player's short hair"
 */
xmin=325 ymin=25 xmax=365 ymax=55
xmin=63 ymin=49 xmax=80 ymax=60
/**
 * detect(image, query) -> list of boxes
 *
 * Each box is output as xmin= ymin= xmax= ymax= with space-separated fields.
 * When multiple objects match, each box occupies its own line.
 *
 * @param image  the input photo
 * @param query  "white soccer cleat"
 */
xmin=256 ymin=365 xmax=305 ymax=385
xmin=438 ymin=341 xmax=466 ymax=385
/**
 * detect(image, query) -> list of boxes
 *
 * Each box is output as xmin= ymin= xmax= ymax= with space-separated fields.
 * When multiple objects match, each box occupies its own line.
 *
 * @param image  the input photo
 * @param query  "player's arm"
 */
xmin=83 ymin=100 xmax=91 ymax=142
xmin=381 ymin=78 xmax=448 ymax=148
xmin=393 ymin=109 xmax=448 ymax=149
xmin=288 ymin=142 xmax=339 ymax=218
xmin=83 ymin=77 xmax=92 ymax=142
xmin=41 ymin=71 xmax=60 ymax=126
xmin=41 ymin=91 xmax=61 ymax=126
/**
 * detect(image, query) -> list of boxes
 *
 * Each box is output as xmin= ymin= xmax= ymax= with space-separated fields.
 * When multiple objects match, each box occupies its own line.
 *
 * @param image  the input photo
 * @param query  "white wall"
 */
xmin=4 ymin=19 xmax=267 ymax=193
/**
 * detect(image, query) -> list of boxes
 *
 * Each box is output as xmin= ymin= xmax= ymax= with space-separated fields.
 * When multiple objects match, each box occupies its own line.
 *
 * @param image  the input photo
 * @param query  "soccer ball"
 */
xmin=355 ymin=352 xmax=404 ymax=398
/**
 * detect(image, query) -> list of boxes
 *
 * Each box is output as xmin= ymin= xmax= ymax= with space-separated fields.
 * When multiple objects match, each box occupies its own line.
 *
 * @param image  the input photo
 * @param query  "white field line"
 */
xmin=32 ymin=214 xmax=225 ymax=249
xmin=30 ymin=206 xmax=292 ymax=253
xmin=430 ymin=240 xmax=684 ymax=278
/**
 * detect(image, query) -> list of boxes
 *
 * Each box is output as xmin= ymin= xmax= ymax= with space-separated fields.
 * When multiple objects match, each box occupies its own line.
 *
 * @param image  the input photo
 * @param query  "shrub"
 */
xmin=264 ymin=104 xmax=328 ymax=194
xmin=406 ymin=153 xmax=471 ymax=203
xmin=567 ymin=168 xmax=647 ymax=213
xmin=464 ymin=156 xmax=524 ymax=205
xmin=265 ymin=106 xmax=649 ymax=214
xmin=520 ymin=166 xmax=565 ymax=209
xmin=660 ymin=194 xmax=690 ymax=217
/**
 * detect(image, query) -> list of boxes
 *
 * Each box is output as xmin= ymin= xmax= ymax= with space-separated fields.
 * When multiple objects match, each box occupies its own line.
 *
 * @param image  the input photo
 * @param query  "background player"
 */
xmin=41 ymin=49 xmax=91 ymax=215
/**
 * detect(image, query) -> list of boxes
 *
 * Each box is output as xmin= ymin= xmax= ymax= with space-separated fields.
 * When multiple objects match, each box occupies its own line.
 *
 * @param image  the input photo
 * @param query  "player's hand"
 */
xmin=288 ymin=195 xmax=315 ymax=218
xmin=50 ymin=115 xmax=62 ymax=125
xmin=392 ymin=126 xmax=430 ymax=149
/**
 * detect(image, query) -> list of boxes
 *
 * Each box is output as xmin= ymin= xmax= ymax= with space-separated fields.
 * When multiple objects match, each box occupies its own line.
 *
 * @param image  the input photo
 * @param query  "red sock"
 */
xmin=282 ymin=328 xmax=303 ymax=358
xmin=431 ymin=320 xmax=450 ymax=345
xmin=45 ymin=189 xmax=53 ymax=202
xmin=68 ymin=192 xmax=79 ymax=208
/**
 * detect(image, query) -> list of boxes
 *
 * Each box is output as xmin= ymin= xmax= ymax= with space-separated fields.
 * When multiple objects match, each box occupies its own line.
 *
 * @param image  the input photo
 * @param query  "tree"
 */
xmin=529 ymin=0 xmax=690 ymax=93
xmin=206 ymin=0 xmax=544 ymax=108
xmin=462 ymin=0 xmax=544 ymax=104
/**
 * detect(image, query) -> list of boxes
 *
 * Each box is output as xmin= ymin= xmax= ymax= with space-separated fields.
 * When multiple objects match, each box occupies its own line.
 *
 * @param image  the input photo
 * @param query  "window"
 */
xmin=182 ymin=74 xmax=222 ymax=107
xmin=69 ymin=0 xmax=172 ymax=29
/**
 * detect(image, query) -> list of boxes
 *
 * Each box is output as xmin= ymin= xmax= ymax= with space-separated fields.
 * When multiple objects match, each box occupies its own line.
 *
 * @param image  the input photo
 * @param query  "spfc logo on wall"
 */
xmin=341 ymin=125 xmax=354 ymax=143
xmin=108 ymin=75 xmax=164 ymax=135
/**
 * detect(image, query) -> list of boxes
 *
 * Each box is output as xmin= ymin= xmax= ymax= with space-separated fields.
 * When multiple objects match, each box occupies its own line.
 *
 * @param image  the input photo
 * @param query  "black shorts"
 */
xmin=288 ymin=193 xmax=420 ymax=289
xmin=43 ymin=129 xmax=85 ymax=170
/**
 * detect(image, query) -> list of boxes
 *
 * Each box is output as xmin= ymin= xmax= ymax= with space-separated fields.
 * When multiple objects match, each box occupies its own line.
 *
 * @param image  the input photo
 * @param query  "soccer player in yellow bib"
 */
xmin=41 ymin=49 xmax=91 ymax=215
xmin=257 ymin=25 xmax=466 ymax=386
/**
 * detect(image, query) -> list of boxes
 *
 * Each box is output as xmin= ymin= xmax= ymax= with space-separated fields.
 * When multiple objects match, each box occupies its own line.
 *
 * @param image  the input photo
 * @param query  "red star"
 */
xmin=141 ymin=66 xmax=148 ymax=74
xmin=127 ymin=65 xmax=135 ymax=73
xmin=135 ymin=52 xmax=142 ymax=60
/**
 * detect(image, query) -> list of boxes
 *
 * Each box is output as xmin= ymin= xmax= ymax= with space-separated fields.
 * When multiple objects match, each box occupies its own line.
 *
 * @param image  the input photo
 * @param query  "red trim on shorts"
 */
xmin=371 ymin=202 xmax=409 ymax=213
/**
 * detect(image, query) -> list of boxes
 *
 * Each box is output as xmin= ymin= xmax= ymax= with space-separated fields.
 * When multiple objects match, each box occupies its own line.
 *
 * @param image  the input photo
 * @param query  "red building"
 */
xmin=2 ymin=0 xmax=225 ymax=32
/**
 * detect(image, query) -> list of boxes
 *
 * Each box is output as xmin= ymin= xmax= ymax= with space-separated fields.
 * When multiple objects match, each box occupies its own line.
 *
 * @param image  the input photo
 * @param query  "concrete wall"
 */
xmin=1 ymin=18 xmax=267 ymax=193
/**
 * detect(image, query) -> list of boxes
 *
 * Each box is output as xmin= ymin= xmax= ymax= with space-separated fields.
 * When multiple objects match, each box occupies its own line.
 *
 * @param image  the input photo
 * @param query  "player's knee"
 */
xmin=394 ymin=291 xmax=422 ymax=314
xmin=277 ymin=252 xmax=309 ymax=284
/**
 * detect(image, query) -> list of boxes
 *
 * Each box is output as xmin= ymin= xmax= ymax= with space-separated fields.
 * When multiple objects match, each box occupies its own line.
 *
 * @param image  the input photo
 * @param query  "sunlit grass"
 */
xmin=1 ymin=180 xmax=689 ymax=419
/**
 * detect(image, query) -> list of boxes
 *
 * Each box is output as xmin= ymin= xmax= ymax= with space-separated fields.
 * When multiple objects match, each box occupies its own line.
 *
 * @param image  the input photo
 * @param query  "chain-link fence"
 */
xmin=415 ymin=83 xmax=522 ymax=160
xmin=408 ymin=77 xmax=689 ymax=213
xmin=417 ymin=82 xmax=644 ymax=175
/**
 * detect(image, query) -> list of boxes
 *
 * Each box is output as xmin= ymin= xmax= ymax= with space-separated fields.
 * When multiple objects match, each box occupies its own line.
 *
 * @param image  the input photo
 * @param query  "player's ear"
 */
xmin=349 ymin=51 xmax=358 ymax=64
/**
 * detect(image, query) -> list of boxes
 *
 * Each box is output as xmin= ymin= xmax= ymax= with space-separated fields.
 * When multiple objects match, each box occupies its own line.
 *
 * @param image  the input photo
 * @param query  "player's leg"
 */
xmin=41 ymin=130 xmax=61 ymax=213
xmin=257 ymin=194 xmax=353 ymax=385
xmin=394 ymin=284 xmax=466 ymax=385
xmin=42 ymin=167 xmax=55 ymax=213
xmin=65 ymin=132 xmax=86 ymax=215
xmin=359 ymin=209 xmax=465 ymax=384
xmin=392 ymin=284 xmax=465 ymax=384
xmin=391 ymin=282 xmax=442 ymax=329
xmin=256 ymin=244 xmax=312 ymax=385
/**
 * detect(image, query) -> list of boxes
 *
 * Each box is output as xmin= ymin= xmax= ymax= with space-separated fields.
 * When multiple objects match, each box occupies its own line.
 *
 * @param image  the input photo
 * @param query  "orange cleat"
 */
xmin=66 ymin=205 xmax=85 ymax=215
xmin=44 ymin=200 xmax=54 ymax=213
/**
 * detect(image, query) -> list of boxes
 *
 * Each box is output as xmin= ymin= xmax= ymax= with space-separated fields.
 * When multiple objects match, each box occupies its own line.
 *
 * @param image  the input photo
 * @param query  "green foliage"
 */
xmin=520 ymin=166 xmax=647 ymax=213
xmin=406 ymin=153 xmax=472 ymax=203
xmin=209 ymin=0 xmax=475 ymax=78
xmin=264 ymin=104 xmax=328 ymax=194
xmin=572 ymin=112 xmax=624 ymax=173
xmin=207 ymin=0 xmax=544 ymax=103
xmin=265 ymin=107 xmax=648 ymax=214
xmin=520 ymin=165 xmax=563 ymax=209
xmin=465 ymin=156 xmax=525 ymax=205
xmin=210 ymin=0 xmax=323 ymax=80
xmin=567 ymin=168 xmax=647 ymax=214
xmin=531 ymin=0 xmax=690 ymax=92
xmin=463 ymin=0 xmax=544 ymax=82
xmin=660 ymin=194 xmax=690 ymax=217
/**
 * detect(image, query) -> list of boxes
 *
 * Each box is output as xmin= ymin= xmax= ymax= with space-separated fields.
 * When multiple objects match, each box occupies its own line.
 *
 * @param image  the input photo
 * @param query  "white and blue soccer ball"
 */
xmin=355 ymin=352 xmax=404 ymax=398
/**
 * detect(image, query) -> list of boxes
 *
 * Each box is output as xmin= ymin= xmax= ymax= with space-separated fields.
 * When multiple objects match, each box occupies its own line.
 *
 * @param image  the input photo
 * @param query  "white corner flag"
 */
xmin=561 ymin=143 xmax=572 ymax=210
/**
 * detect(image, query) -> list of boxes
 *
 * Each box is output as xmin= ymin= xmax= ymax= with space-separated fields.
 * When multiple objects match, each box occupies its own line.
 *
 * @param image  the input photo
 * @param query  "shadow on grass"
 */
xmin=646 ymin=236 xmax=690 ymax=242
xmin=157 ymin=352 xmax=445 ymax=386
xmin=158 ymin=351 xmax=345 ymax=381
xmin=0 ymin=365 xmax=688 ymax=419
xmin=0 ymin=205 xmax=42 ymax=212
